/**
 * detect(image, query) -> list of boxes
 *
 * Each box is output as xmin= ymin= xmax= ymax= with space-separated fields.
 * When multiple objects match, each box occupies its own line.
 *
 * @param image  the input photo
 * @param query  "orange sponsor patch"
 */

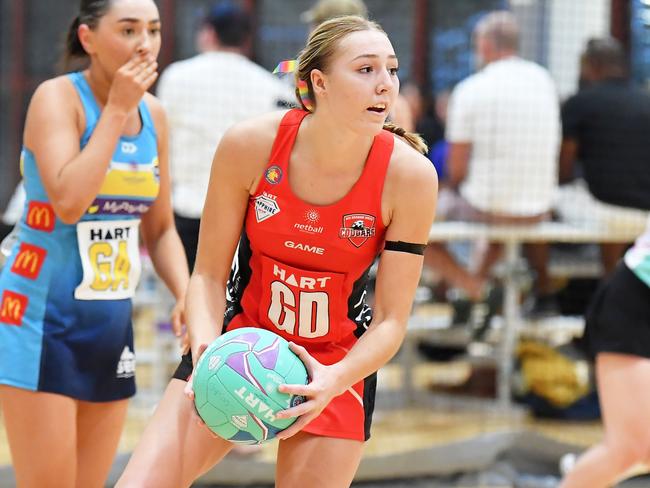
xmin=11 ymin=243 xmax=47 ymax=280
xmin=0 ymin=290 xmax=28 ymax=326
xmin=25 ymin=201 xmax=55 ymax=232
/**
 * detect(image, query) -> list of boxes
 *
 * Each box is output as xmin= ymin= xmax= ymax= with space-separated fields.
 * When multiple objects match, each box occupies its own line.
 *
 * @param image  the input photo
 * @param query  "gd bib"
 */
xmin=74 ymin=220 xmax=141 ymax=300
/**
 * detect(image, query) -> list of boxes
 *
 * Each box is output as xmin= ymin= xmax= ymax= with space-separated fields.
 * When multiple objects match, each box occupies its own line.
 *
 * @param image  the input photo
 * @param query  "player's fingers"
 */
xmin=276 ymin=399 xmax=313 ymax=420
xmin=171 ymin=311 xmax=183 ymax=337
xmin=134 ymin=61 xmax=158 ymax=83
xmin=278 ymin=383 xmax=310 ymax=396
xmin=122 ymin=51 xmax=150 ymax=74
xmin=140 ymin=69 xmax=159 ymax=91
xmin=196 ymin=343 xmax=208 ymax=359
xmin=180 ymin=332 xmax=190 ymax=354
xmin=121 ymin=55 xmax=140 ymax=73
xmin=288 ymin=341 xmax=317 ymax=369
xmin=184 ymin=373 xmax=195 ymax=399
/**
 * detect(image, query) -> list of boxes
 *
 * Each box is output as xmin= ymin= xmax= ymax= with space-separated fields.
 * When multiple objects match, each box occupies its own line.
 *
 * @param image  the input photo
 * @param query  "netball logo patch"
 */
xmin=254 ymin=193 xmax=280 ymax=223
xmin=339 ymin=213 xmax=376 ymax=248
xmin=265 ymin=165 xmax=283 ymax=185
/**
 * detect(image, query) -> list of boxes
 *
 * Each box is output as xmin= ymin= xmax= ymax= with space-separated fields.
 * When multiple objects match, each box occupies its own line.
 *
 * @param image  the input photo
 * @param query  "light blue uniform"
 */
xmin=0 ymin=72 xmax=160 ymax=401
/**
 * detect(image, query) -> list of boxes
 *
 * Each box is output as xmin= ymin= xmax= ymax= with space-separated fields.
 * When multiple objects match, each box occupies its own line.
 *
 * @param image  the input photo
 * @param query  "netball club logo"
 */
xmin=339 ymin=213 xmax=376 ymax=248
xmin=254 ymin=192 xmax=280 ymax=223
xmin=265 ymin=165 xmax=283 ymax=185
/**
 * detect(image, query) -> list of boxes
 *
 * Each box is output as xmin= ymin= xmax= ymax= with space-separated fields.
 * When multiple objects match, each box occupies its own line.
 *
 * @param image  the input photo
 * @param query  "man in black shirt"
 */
xmin=557 ymin=37 xmax=650 ymax=273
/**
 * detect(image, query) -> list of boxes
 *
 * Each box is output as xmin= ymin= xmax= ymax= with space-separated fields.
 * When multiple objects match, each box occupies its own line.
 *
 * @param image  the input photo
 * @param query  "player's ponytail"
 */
xmin=383 ymin=122 xmax=428 ymax=154
xmin=63 ymin=16 xmax=85 ymax=69
xmin=60 ymin=0 xmax=113 ymax=71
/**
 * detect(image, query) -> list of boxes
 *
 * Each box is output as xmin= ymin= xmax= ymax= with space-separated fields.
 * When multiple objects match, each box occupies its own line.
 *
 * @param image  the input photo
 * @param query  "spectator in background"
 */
xmin=300 ymin=0 xmax=367 ymax=26
xmin=157 ymin=2 xmax=294 ymax=271
xmin=424 ymin=11 xmax=560 ymax=308
xmin=301 ymin=0 xmax=415 ymax=131
xmin=426 ymin=89 xmax=451 ymax=183
xmin=401 ymin=81 xmax=446 ymax=149
xmin=556 ymin=37 xmax=650 ymax=274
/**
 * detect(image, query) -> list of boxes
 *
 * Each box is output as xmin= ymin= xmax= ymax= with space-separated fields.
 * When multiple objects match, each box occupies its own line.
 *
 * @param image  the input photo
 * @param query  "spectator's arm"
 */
xmin=448 ymin=142 xmax=471 ymax=189
xmin=445 ymin=81 xmax=473 ymax=189
xmin=559 ymin=94 xmax=581 ymax=184
xmin=559 ymin=138 xmax=578 ymax=184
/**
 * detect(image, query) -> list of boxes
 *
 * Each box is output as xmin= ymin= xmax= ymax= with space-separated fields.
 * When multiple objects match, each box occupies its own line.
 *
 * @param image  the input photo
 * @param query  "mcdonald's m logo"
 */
xmin=26 ymin=202 xmax=55 ymax=232
xmin=11 ymin=243 xmax=47 ymax=280
xmin=0 ymin=290 xmax=28 ymax=326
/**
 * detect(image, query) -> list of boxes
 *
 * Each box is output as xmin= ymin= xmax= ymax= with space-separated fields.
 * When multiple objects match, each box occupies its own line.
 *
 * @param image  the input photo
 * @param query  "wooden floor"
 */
xmin=0 ymin=361 xmax=604 ymax=467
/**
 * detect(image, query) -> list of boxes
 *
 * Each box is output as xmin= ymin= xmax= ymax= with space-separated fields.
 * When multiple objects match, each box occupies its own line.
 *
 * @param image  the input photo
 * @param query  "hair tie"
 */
xmin=273 ymin=59 xmax=314 ymax=112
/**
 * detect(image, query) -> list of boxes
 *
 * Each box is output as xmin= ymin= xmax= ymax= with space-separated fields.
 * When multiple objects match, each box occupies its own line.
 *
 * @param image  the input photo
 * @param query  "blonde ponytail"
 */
xmin=383 ymin=122 xmax=428 ymax=154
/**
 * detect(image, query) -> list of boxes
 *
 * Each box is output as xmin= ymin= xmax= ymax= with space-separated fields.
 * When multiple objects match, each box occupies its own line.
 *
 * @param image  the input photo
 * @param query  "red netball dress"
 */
xmin=224 ymin=109 xmax=394 ymax=440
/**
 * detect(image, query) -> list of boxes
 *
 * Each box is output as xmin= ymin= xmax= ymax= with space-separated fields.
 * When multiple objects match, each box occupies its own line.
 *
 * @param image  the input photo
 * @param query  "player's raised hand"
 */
xmin=275 ymin=342 xmax=345 ymax=440
xmin=106 ymin=51 xmax=158 ymax=115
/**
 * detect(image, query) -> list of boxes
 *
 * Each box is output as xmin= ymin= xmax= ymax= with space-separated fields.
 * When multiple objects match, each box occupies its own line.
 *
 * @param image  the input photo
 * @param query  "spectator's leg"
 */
xmin=525 ymin=243 xmax=554 ymax=294
xmin=424 ymin=243 xmax=484 ymax=300
xmin=600 ymin=243 xmax=627 ymax=276
xmin=476 ymin=242 xmax=503 ymax=283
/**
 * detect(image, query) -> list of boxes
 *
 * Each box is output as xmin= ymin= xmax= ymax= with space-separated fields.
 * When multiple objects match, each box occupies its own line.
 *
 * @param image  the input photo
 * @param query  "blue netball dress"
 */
xmin=0 ymin=72 xmax=159 ymax=401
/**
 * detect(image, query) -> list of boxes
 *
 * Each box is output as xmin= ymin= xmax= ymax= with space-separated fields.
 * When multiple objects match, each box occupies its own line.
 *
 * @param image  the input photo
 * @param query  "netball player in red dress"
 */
xmin=117 ymin=16 xmax=437 ymax=488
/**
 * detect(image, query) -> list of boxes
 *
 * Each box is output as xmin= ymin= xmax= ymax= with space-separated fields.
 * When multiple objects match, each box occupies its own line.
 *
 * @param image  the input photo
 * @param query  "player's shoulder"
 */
xmin=222 ymin=110 xmax=289 ymax=152
xmin=32 ymin=74 xmax=78 ymax=105
xmin=26 ymin=75 xmax=81 ymax=124
xmin=385 ymin=134 xmax=438 ymax=201
xmin=216 ymin=111 xmax=290 ymax=190
xmin=141 ymin=92 xmax=164 ymax=119
xmin=389 ymin=135 xmax=436 ymax=180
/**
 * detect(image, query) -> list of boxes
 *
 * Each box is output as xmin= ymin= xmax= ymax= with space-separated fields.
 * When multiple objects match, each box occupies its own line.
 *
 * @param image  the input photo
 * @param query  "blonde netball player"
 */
xmin=117 ymin=15 xmax=437 ymax=488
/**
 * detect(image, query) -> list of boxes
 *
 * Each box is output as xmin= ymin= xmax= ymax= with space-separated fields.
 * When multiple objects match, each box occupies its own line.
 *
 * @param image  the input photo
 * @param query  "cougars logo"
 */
xmin=339 ymin=213 xmax=376 ymax=248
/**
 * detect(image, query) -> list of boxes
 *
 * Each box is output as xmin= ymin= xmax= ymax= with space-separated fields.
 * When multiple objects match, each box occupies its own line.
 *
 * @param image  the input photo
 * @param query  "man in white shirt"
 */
xmin=157 ymin=3 xmax=294 ymax=270
xmin=425 ymin=11 xmax=560 ymax=305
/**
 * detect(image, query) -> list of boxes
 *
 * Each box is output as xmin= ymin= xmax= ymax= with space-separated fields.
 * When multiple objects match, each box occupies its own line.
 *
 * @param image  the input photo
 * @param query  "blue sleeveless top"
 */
xmin=0 ymin=72 xmax=159 ymax=400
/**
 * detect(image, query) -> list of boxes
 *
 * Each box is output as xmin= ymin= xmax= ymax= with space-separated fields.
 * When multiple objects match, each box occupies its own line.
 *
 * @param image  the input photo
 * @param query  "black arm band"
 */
xmin=384 ymin=240 xmax=427 ymax=255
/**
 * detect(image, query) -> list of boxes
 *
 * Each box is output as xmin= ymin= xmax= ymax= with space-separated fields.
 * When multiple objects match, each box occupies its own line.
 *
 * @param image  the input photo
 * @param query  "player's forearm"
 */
xmin=328 ymin=317 xmax=407 ymax=395
xmin=50 ymin=106 xmax=128 ymax=223
xmin=185 ymin=273 xmax=227 ymax=363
